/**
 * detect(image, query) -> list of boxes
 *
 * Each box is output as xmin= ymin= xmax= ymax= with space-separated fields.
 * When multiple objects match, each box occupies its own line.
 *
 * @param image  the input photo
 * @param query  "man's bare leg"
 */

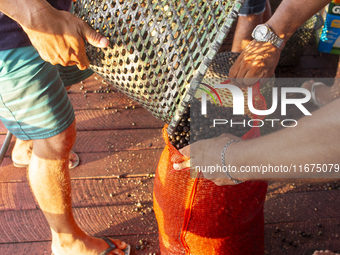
xmin=12 ymin=86 xmax=77 ymax=168
xmin=28 ymin=120 xmax=126 ymax=255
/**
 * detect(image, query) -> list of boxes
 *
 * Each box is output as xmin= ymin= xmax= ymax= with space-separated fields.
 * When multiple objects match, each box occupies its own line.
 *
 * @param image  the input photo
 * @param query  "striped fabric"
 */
xmin=57 ymin=65 xmax=93 ymax=87
xmin=0 ymin=46 xmax=75 ymax=140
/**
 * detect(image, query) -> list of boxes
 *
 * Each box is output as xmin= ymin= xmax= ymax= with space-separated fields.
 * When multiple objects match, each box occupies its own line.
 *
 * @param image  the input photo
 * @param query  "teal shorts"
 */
xmin=0 ymin=46 xmax=91 ymax=140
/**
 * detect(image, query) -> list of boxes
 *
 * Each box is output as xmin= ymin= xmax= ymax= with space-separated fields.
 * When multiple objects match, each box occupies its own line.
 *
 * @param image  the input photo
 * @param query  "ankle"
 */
xmin=52 ymin=229 xmax=87 ymax=249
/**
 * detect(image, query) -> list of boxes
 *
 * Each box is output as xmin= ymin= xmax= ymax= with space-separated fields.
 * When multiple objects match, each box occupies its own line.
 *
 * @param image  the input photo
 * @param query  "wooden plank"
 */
xmin=74 ymin=129 xmax=164 ymax=153
xmin=0 ymin=158 xmax=27 ymax=182
xmin=264 ymin=190 xmax=340 ymax=224
xmin=0 ymin=241 xmax=52 ymax=255
xmin=0 ymin=204 xmax=157 ymax=243
xmin=68 ymin=91 xmax=139 ymax=110
xmin=75 ymin=108 xmax=164 ymax=131
xmin=265 ymin=218 xmax=340 ymax=255
xmin=1 ymin=128 xmax=164 ymax=171
xmin=71 ymin=177 xmax=154 ymax=207
xmin=67 ymin=74 xmax=118 ymax=93
xmin=0 ymin=177 xmax=154 ymax=211
xmin=267 ymin=181 xmax=340 ymax=195
xmin=0 ymin=107 xmax=164 ymax=134
xmin=0 ymin=233 xmax=160 ymax=255
xmin=0 ymin=182 xmax=36 ymax=211
xmin=0 ymin=149 xmax=162 ymax=182
xmin=69 ymin=150 xmax=162 ymax=178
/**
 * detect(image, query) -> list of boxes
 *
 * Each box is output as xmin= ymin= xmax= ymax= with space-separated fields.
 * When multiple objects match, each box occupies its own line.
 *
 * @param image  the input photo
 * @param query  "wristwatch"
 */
xmin=251 ymin=24 xmax=285 ymax=51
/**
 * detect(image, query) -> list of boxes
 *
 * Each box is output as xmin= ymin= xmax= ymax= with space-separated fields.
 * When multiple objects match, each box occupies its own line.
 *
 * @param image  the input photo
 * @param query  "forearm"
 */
xmin=0 ymin=0 xmax=52 ymax=28
xmin=267 ymin=0 xmax=331 ymax=42
xmin=229 ymin=98 xmax=340 ymax=180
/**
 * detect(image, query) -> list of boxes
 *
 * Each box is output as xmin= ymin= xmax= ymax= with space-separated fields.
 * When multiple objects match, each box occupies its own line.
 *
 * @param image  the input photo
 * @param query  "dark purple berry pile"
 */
xmin=169 ymin=98 xmax=252 ymax=149
xmin=168 ymin=108 xmax=191 ymax=150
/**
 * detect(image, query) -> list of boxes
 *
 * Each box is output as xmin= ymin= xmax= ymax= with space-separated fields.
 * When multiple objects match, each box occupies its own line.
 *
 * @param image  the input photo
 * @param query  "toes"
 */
xmin=106 ymin=239 xmax=128 ymax=255
xmin=109 ymin=239 xmax=127 ymax=250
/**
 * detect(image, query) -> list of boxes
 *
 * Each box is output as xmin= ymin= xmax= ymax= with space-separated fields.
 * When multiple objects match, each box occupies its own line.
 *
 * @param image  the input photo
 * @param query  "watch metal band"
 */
xmin=264 ymin=24 xmax=285 ymax=51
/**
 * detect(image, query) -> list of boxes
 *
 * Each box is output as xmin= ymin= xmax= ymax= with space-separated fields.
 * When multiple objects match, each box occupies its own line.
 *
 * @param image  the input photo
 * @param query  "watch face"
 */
xmin=253 ymin=25 xmax=268 ymax=40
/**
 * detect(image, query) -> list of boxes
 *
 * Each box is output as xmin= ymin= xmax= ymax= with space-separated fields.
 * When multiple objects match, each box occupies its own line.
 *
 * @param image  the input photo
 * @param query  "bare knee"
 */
xmin=32 ymin=120 xmax=76 ymax=160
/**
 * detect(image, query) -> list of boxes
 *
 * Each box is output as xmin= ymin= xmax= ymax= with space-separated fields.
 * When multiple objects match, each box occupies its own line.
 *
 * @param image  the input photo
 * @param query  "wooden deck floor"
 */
xmin=0 ymin=38 xmax=340 ymax=255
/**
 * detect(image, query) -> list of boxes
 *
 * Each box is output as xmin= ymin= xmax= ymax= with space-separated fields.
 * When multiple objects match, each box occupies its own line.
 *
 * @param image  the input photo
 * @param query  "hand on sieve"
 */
xmin=229 ymin=40 xmax=281 ymax=86
xmin=21 ymin=4 xmax=109 ymax=70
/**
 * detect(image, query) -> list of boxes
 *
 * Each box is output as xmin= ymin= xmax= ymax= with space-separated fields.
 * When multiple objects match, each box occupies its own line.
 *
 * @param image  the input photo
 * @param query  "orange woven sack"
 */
xmin=153 ymin=82 xmax=268 ymax=255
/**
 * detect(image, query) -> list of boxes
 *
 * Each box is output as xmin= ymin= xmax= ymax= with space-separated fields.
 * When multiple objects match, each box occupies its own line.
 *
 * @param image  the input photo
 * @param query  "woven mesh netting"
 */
xmin=201 ymin=52 xmax=266 ymax=113
xmin=153 ymin=51 xmax=268 ymax=255
xmin=73 ymin=0 xmax=245 ymax=134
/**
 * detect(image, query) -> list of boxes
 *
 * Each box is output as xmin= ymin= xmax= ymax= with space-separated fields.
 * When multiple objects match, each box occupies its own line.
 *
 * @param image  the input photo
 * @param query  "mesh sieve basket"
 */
xmin=73 ymin=0 xmax=244 ymax=134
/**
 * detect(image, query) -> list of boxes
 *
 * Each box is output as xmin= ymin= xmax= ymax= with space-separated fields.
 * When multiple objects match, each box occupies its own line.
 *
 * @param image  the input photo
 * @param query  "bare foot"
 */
xmin=12 ymin=139 xmax=79 ymax=168
xmin=51 ymin=234 xmax=127 ymax=255
xmin=313 ymin=250 xmax=340 ymax=255
xmin=301 ymin=80 xmax=335 ymax=106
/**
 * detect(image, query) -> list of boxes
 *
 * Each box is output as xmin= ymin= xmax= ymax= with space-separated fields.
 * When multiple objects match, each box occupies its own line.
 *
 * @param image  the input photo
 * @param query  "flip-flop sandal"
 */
xmin=51 ymin=237 xmax=130 ymax=255
xmin=12 ymin=161 xmax=29 ymax=168
xmin=13 ymin=151 xmax=79 ymax=169
xmin=99 ymin=237 xmax=131 ymax=255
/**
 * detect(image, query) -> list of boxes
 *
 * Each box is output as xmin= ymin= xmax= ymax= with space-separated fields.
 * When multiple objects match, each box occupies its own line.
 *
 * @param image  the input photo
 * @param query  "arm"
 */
xmin=229 ymin=0 xmax=332 ymax=85
xmin=0 ymin=0 xmax=108 ymax=69
xmin=174 ymin=98 xmax=340 ymax=185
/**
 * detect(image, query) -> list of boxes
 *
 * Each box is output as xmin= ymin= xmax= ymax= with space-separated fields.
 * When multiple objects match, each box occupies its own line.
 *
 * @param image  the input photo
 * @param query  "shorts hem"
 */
xmin=238 ymin=7 xmax=266 ymax=16
xmin=15 ymin=114 xmax=75 ymax=141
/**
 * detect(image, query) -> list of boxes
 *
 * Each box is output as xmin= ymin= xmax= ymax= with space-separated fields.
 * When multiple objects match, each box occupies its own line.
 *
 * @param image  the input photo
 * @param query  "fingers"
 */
xmin=173 ymin=160 xmax=191 ymax=170
xmin=229 ymin=61 xmax=263 ymax=87
xmin=111 ymin=239 xmax=127 ymax=250
xmin=229 ymin=56 xmax=241 ymax=79
xmin=173 ymin=145 xmax=191 ymax=170
xmin=66 ymin=38 xmax=90 ymax=69
xmin=81 ymin=21 xmax=109 ymax=48
xmin=75 ymin=20 xmax=108 ymax=69
xmin=229 ymin=40 xmax=279 ymax=86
